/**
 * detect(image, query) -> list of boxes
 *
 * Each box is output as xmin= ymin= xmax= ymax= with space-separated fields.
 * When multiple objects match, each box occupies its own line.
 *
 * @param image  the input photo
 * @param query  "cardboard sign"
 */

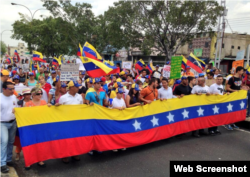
xmin=232 ymin=60 xmax=244 ymax=70
xmin=162 ymin=65 xmax=171 ymax=78
xmin=60 ymin=63 xmax=80 ymax=81
xmin=170 ymin=56 xmax=183 ymax=79
xmin=15 ymin=85 xmax=29 ymax=94
xmin=22 ymin=64 xmax=30 ymax=73
xmin=122 ymin=61 xmax=132 ymax=70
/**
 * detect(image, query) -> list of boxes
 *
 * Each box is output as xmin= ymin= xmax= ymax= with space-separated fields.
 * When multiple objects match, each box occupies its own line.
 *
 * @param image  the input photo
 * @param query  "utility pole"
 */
xmin=214 ymin=0 xmax=227 ymax=69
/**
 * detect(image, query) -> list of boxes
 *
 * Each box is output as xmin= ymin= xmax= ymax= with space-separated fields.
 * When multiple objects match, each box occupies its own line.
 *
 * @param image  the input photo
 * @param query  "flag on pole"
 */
xmin=146 ymin=60 xmax=155 ymax=74
xmin=77 ymin=44 xmax=83 ymax=56
xmin=182 ymin=54 xmax=203 ymax=73
xmin=14 ymin=50 xmax=20 ymax=63
xmin=83 ymin=42 xmax=102 ymax=61
xmin=135 ymin=59 xmax=145 ymax=71
xmin=33 ymin=51 xmax=46 ymax=63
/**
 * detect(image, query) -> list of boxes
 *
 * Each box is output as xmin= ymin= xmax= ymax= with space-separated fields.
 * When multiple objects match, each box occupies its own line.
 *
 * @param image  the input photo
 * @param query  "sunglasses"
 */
xmin=35 ymin=93 xmax=43 ymax=96
xmin=7 ymin=88 xmax=14 ymax=91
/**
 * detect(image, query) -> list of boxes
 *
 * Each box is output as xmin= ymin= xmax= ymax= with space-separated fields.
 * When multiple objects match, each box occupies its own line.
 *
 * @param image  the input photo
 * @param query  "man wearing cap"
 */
xmin=100 ymin=77 xmax=109 ymax=95
xmin=1 ymin=70 xmax=9 ymax=93
xmin=79 ymin=71 xmax=86 ymax=85
xmin=1 ymin=81 xmax=18 ymax=173
xmin=143 ymin=75 xmax=150 ymax=88
xmin=108 ymin=75 xmax=118 ymax=90
xmin=86 ymin=78 xmax=109 ymax=106
xmin=46 ymin=70 xmax=57 ymax=86
xmin=173 ymin=76 xmax=191 ymax=97
xmin=56 ymin=80 xmax=83 ymax=163
xmin=119 ymin=71 xmax=127 ymax=81
xmin=152 ymin=65 xmax=161 ymax=79
xmin=112 ymin=88 xmax=126 ymax=110
xmin=140 ymin=78 xmax=158 ymax=104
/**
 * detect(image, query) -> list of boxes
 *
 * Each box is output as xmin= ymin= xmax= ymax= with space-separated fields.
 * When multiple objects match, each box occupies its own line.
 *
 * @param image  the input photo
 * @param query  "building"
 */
xmin=7 ymin=42 xmax=30 ymax=57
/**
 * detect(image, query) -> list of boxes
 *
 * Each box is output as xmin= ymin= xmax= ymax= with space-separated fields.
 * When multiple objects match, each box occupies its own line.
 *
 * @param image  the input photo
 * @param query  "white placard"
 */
xmin=76 ymin=58 xmax=86 ymax=71
xmin=153 ymin=72 xmax=161 ymax=79
xmin=60 ymin=63 xmax=80 ymax=81
xmin=15 ymin=85 xmax=29 ymax=94
xmin=162 ymin=65 xmax=171 ymax=78
xmin=122 ymin=61 xmax=132 ymax=70
xmin=22 ymin=64 xmax=30 ymax=73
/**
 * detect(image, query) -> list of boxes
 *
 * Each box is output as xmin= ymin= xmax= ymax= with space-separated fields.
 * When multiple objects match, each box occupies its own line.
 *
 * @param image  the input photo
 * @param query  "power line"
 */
xmin=227 ymin=17 xmax=250 ymax=20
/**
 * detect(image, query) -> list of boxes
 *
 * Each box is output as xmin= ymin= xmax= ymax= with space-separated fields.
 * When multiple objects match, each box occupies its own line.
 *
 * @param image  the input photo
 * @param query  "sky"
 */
xmin=0 ymin=0 xmax=250 ymax=48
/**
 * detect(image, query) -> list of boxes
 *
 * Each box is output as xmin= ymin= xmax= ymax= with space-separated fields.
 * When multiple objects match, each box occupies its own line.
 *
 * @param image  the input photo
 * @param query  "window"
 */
xmin=231 ymin=45 xmax=234 ymax=49
xmin=21 ymin=47 xmax=23 ymax=49
xmin=214 ymin=42 xmax=217 ymax=48
xmin=222 ymin=44 xmax=224 ymax=48
xmin=205 ymin=42 xmax=209 ymax=48
xmin=238 ymin=46 xmax=240 ymax=50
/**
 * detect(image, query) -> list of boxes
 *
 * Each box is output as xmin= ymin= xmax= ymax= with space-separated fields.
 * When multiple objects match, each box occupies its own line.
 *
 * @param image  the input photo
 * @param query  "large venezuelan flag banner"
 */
xmin=15 ymin=91 xmax=247 ymax=166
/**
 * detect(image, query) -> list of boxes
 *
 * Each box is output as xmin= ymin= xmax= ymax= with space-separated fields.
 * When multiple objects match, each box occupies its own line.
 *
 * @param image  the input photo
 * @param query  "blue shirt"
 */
xmin=102 ymin=84 xmax=109 ymax=95
xmin=49 ymin=88 xmax=56 ymax=105
xmin=85 ymin=89 xmax=106 ymax=106
xmin=46 ymin=76 xmax=53 ymax=85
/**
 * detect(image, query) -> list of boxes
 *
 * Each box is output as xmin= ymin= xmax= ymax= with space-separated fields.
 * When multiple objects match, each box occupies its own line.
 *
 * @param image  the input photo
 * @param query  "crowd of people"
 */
xmin=0 ymin=61 xmax=249 ymax=173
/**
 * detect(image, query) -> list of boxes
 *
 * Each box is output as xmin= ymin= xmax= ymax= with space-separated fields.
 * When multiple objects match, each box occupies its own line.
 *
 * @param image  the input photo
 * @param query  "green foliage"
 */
xmin=1 ymin=41 xmax=7 ymax=55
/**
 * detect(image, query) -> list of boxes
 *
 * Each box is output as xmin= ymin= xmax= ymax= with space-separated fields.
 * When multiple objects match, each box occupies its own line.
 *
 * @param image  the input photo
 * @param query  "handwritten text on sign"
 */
xmin=162 ymin=65 xmax=171 ymax=78
xmin=60 ymin=63 xmax=79 ymax=81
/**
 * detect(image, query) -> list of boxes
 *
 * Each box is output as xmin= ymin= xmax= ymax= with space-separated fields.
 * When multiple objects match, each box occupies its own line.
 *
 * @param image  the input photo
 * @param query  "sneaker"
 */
xmin=7 ymin=161 xmax=15 ymax=167
xmin=88 ymin=151 xmax=94 ymax=156
xmin=209 ymin=131 xmax=216 ymax=136
xmin=224 ymin=125 xmax=233 ymax=130
xmin=215 ymin=130 xmax=221 ymax=135
xmin=1 ymin=165 xmax=9 ymax=173
xmin=112 ymin=149 xmax=118 ymax=152
xmin=231 ymin=124 xmax=239 ymax=129
xmin=121 ymin=148 xmax=126 ymax=151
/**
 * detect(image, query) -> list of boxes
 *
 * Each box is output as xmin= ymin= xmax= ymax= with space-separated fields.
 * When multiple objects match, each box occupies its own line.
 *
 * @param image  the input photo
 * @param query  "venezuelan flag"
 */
xmin=52 ymin=57 xmax=61 ymax=66
xmin=83 ymin=42 xmax=102 ymax=61
xmin=6 ymin=57 xmax=13 ymax=64
xmin=184 ymin=54 xmax=203 ymax=73
xmin=30 ymin=60 xmax=36 ymax=75
xmin=77 ymin=43 xmax=82 ymax=56
xmin=59 ymin=55 xmax=64 ymax=64
xmin=33 ymin=51 xmax=45 ymax=63
xmin=81 ymin=57 xmax=120 ymax=77
xmin=14 ymin=50 xmax=20 ymax=63
xmin=190 ymin=52 xmax=206 ymax=70
xmin=135 ymin=59 xmax=145 ymax=71
xmin=15 ymin=91 xmax=247 ymax=166
xmin=146 ymin=60 xmax=155 ymax=74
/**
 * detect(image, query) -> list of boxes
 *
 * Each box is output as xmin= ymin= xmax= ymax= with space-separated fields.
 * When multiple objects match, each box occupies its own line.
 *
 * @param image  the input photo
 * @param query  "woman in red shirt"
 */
xmin=38 ymin=76 xmax=51 ymax=96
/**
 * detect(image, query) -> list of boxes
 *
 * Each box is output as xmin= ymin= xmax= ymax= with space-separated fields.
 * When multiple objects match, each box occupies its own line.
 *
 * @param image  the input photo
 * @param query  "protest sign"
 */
xmin=236 ymin=50 xmax=245 ymax=61
xmin=170 ymin=56 xmax=182 ymax=79
xmin=60 ymin=63 xmax=80 ymax=81
xmin=232 ymin=60 xmax=244 ymax=70
xmin=22 ymin=64 xmax=30 ymax=73
xmin=15 ymin=85 xmax=29 ymax=94
xmin=162 ymin=65 xmax=171 ymax=78
xmin=122 ymin=61 xmax=132 ymax=70
xmin=153 ymin=72 xmax=161 ymax=79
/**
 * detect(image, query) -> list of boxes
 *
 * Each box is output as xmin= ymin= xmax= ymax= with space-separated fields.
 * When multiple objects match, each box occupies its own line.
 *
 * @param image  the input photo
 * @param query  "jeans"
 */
xmin=1 ymin=120 xmax=17 ymax=167
xmin=247 ymin=91 xmax=250 ymax=115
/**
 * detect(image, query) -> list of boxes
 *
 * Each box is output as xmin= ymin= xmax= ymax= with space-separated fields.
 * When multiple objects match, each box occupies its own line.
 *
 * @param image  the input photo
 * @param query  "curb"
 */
xmin=1 ymin=166 xmax=19 ymax=177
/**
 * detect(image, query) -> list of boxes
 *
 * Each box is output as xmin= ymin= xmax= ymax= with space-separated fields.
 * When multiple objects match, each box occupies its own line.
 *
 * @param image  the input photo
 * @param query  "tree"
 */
xmin=105 ymin=1 xmax=223 ymax=61
xmin=1 ymin=41 xmax=7 ymax=55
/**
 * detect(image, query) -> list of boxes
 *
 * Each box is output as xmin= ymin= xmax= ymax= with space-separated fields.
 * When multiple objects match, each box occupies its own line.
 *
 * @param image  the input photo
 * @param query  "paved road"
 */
xmin=13 ymin=126 xmax=250 ymax=177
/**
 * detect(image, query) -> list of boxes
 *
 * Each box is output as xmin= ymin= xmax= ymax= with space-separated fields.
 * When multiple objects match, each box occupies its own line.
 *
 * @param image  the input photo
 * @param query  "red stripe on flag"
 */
xmin=186 ymin=60 xmax=203 ymax=73
xmin=22 ymin=110 xmax=245 ymax=166
xmin=33 ymin=57 xmax=46 ymax=63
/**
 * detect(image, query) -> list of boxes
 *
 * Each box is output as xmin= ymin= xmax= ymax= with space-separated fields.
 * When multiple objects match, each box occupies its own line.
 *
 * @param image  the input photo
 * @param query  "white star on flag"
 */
xmin=197 ymin=107 xmax=204 ymax=116
xmin=166 ymin=113 xmax=174 ymax=123
xmin=240 ymin=101 xmax=245 ymax=109
xmin=212 ymin=105 xmax=219 ymax=114
xmin=182 ymin=109 xmax=189 ymax=119
xmin=133 ymin=120 xmax=141 ymax=131
xmin=151 ymin=116 xmax=159 ymax=127
xmin=227 ymin=103 xmax=233 ymax=112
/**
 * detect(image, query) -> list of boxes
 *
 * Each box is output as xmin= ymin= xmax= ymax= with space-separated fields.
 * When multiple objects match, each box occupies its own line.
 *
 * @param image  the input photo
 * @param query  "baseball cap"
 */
xmin=156 ymin=65 xmax=159 ymax=67
xmin=13 ymin=75 xmax=20 ymax=80
xmin=61 ymin=82 xmax=67 ymax=88
xmin=114 ymin=82 xmax=123 ymax=88
xmin=119 ymin=71 xmax=125 ymax=76
xmin=199 ymin=73 xmax=205 ymax=77
xmin=181 ymin=76 xmax=188 ymax=80
xmin=68 ymin=80 xmax=81 ymax=87
xmin=12 ymin=70 xmax=17 ymax=75
xmin=29 ymin=72 xmax=34 ymax=76
xmin=186 ymin=66 xmax=191 ymax=69
xmin=144 ymin=75 xmax=150 ymax=79
xmin=116 ymin=88 xmax=125 ymax=94
xmin=22 ymin=88 xmax=31 ymax=95
xmin=101 ymin=77 xmax=106 ymax=82
xmin=51 ymin=70 xmax=56 ymax=74
xmin=131 ymin=84 xmax=140 ymax=91
xmin=80 ymin=71 xmax=86 ymax=75
xmin=116 ymin=78 xmax=122 ymax=82
xmin=94 ymin=78 xmax=101 ymax=83
xmin=175 ymin=80 xmax=181 ymax=84
xmin=1 ymin=70 xmax=9 ymax=76
xmin=166 ymin=61 xmax=170 ymax=65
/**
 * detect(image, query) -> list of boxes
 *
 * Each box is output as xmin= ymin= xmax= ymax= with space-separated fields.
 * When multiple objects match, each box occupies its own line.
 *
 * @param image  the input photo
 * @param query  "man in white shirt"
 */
xmin=112 ymin=88 xmax=126 ymax=110
xmin=208 ymin=75 xmax=225 ymax=136
xmin=1 ymin=81 xmax=17 ymax=173
xmin=158 ymin=78 xmax=175 ymax=100
xmin=56 ymin=80 xmax=83 ymax=163
xmin=191 ymin=77 xmax=210 ymax=138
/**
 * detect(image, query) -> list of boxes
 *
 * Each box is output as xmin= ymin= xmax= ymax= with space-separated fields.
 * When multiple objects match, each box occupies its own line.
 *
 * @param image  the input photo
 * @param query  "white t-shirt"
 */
xmin=124 ymin=88 xmax=129 ymax=99
xmin=226 ymin=75 xmax=232 ymax=81
xmin=209 ymin=83 xmax=224 ymax=95
xmin=139 ymin=77 xmax=145 ymax=83
xmin=1 ymin=93 xmax=18 ymax=121
xmin=158 ymin=87 xmax=176 ymax=99
xmin=59 ymin=92 xmax=83 ymax=105
xmin=191 ymin=85 xmax=210 ymax=94
xmin=112 ymin=97 xmax=126 ymax=108
xmin=214 ymin=74 xmax=219 ymax=79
